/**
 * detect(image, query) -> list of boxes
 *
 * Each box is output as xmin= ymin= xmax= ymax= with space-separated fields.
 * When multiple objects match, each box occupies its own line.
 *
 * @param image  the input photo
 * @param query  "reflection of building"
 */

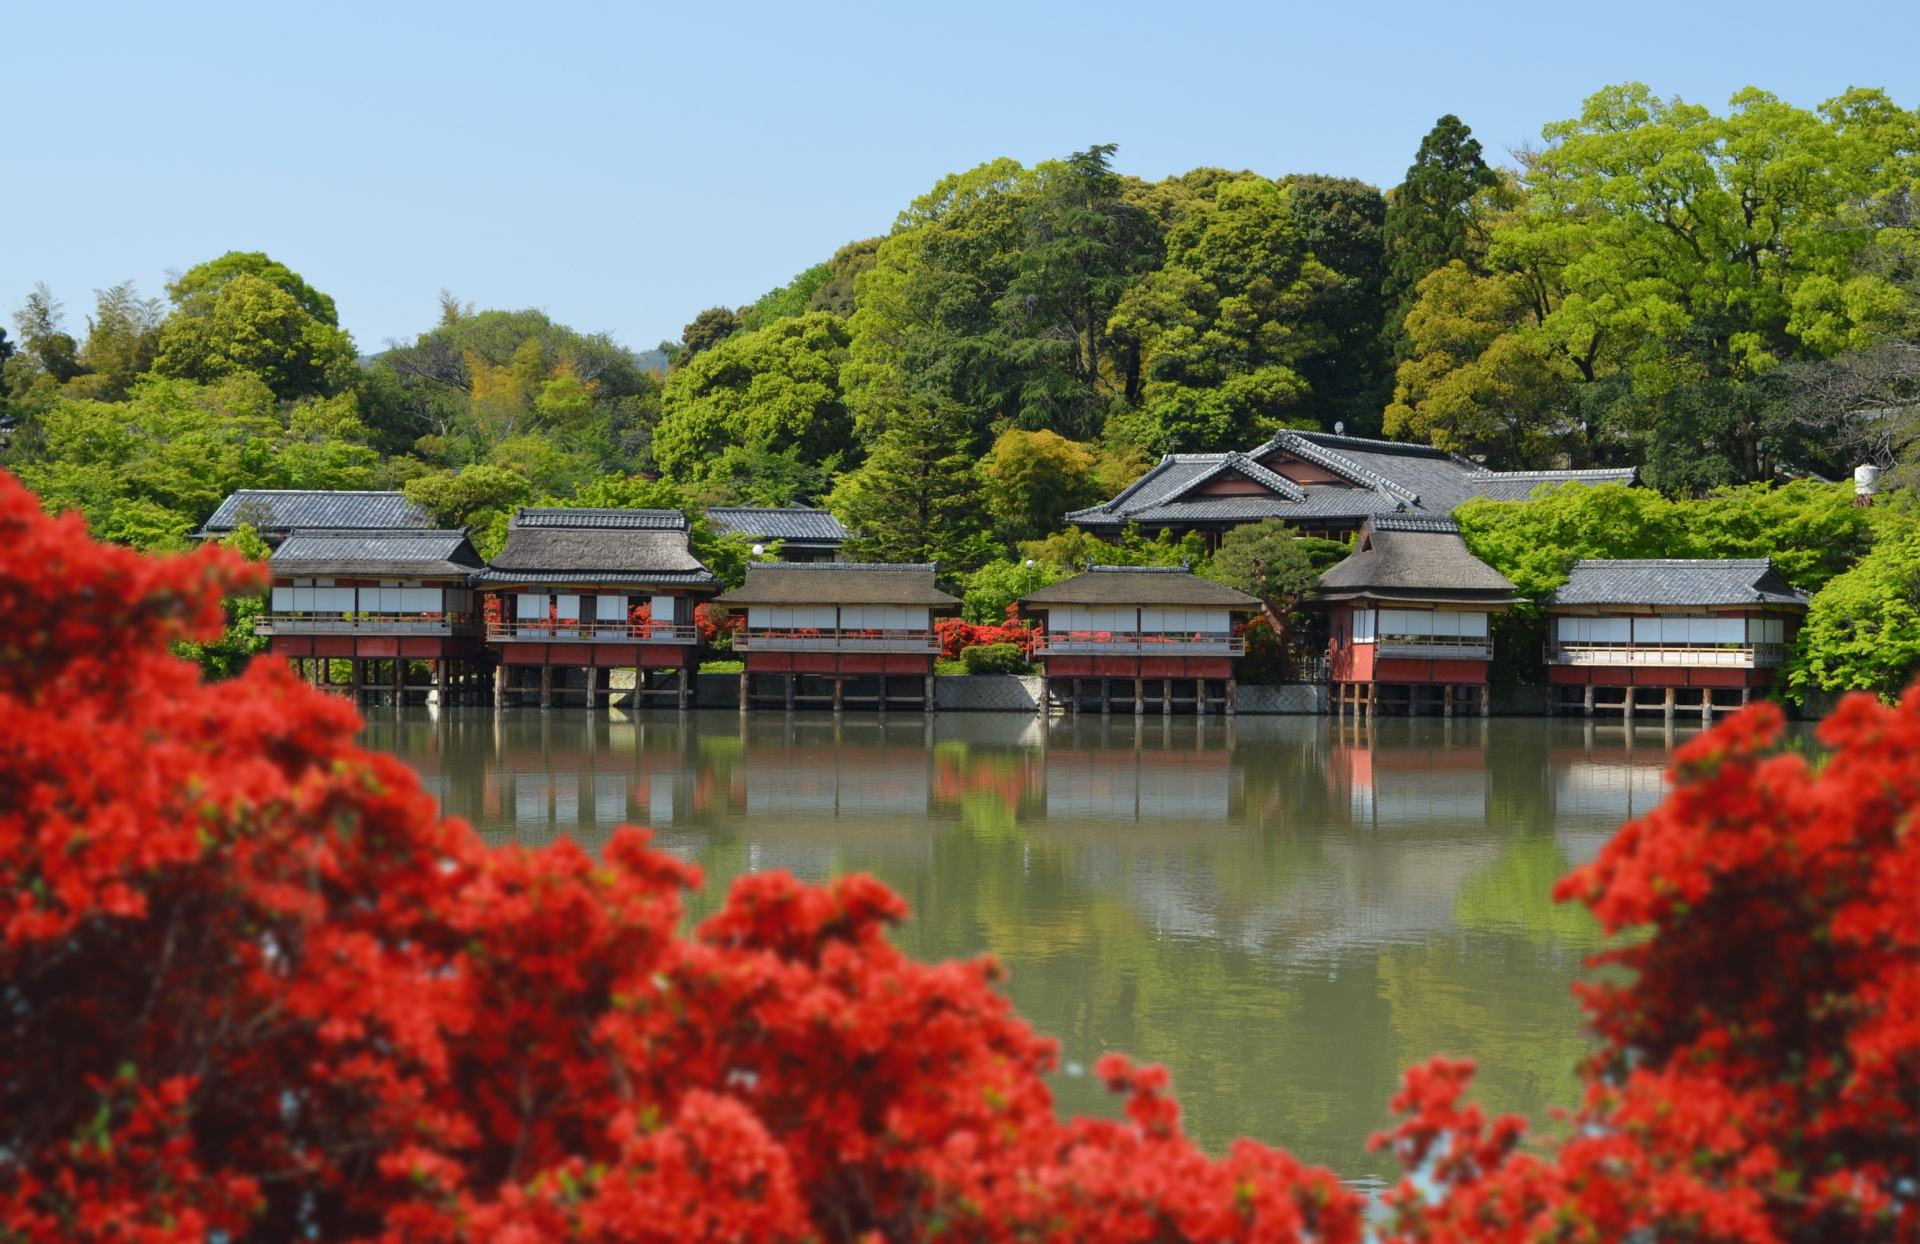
xmin=260 ymin=528 xmax=489 ymax=704
xmin=481 ymin=509 xmax=717 ymax=708
xmin=715 ymin=563 xmax=959 ymax=711
xmin=1022 ymin=567 xmax=1260 ymax=715
xmin=1545 ymin=560 xmax=1810 ymax=719
xmin=1324 ymin=721 xmax=1492 ymax=830
xmin=1315 ymin=518 xmax=1520 ymax=716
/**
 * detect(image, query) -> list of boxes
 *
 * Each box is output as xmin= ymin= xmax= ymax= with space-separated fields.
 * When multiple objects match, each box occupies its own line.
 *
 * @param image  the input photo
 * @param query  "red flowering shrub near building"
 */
xmin=1 ymin=463 xmax=1913 ymax=1244
xmin=936 ymin=604 xmax=1039 ymax=660
xmin=695 ymin=600 xmax=743 ymax=651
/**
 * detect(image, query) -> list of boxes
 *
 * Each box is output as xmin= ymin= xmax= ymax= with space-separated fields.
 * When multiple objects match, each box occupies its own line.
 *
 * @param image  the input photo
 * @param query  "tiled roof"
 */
xmin=705 ymin=507 xmax=850 ymax=544
xmin=270 ymin=529 xmax=483 ymax=578
xmin=203 ymin=490 xmax=429 ymax=534
xmin=1547 ymin=560 xmax=1809 ymax=608
xmin=713 ymin=563 xmax=958 ymax=607
xmin=1069 ymin=431 xmax=1639 ymax=530
xmin=1021 ymin=566 xmax=1262 ymax=609
xmin=514 ymin=507 xmax=688 ymax=530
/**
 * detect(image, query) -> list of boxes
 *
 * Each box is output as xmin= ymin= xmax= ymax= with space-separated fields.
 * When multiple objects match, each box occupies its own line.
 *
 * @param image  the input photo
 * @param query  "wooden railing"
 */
xmin=1033 ymin=631 xmax=1246 ymax=656
xmin=257 ymin=612 xmax=473 ymax=636
xmin=734 ymin=628 xmax=940 ymax=654
xmin=486 ymin=621 xmax=701 ymax=644
xmin=1549 ymin=642 xmax=1788 ymax=668
xmin=1368 ymin=633 xmax=1493 ymax=660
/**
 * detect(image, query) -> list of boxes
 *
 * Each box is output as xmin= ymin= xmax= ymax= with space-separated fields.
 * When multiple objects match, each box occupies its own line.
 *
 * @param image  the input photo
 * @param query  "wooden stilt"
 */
xmin=678 ymin=662 xmax=691 ymax=711
xmin=1134 ymin=677 xmax=1144 ymax=716
xmin=738 ymin=669 xmax=749 ymax=714
xmin=1100 ymin=677 xmax=1111 ymax=716
xmin=832 ymin=677 xmax=844 ymax=712
xmin=1583 ymin=684 xmax=1595 ymax=718
xmin=923 ymin=673 xmax=935 ymax=713
xmin=539 ymin=665 xmax=552 ymax=709
xmin=1195 ymin=678 xmax=1207 ymax=716
xmin=784 ymin=674 xmax=795 ymax=711
xmin=494 ymin=663 xmax=506 ymax=707
xmin=1225 ymin=678 xmax=1236 ymax=717
xmin=1478 ymin=685 xmax=1489 ymax=719
xmin=1664 ymin=687 xmax=1676 ymax=722
xmin=1443 ymin=686 xmax=1453 ymax=718
xmin=435 ymin=659 xmax=448 ymax=706
xmin=1071 ymin=678 xmax=1082 ymax=715
xmin=1162 ymin=678 xmax=1173 ymax=716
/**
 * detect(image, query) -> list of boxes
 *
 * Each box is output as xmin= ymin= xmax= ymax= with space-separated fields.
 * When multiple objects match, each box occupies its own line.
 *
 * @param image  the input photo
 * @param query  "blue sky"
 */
xmin=6 ymin=1 xmax=1915 ymax=356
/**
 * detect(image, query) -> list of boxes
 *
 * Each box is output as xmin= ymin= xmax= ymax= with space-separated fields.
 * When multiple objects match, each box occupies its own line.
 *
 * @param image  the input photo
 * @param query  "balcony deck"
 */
xmin=258 ymin=613 xmax=471 ymax=636
xmin=1033 ymin=631 xmax=1245 ymax=657
xmin=734 ymin=629 xmax=940 ymax=655
xmin=1549 ymin=643 xmax=1787 ymax=669
xmin=486 ymin=622 xmax=701 ymax=644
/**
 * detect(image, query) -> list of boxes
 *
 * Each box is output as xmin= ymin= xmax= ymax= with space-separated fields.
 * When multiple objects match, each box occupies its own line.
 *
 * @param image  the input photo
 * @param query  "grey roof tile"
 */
xmin=269 ymin=529 xmax=483 ymax=578
xmin=1548 ymin=560 xmax=1808 ymax=608
xmin=1314 ymin=517 xmax=1518 ymax=603
xmin=203 ymin=490 xmax=429 ymax=534
xmin=515 ymin=507 xmax=688 ymax=530
xmin=705 ymin=507 xmax=850 ymax=543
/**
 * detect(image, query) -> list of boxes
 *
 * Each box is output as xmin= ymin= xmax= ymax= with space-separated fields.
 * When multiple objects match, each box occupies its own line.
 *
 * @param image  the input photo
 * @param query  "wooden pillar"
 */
xmin=435 ymin=659 xmax=449 ymax=706
xmin=1443 ymin=686 xmax=1453 ymax=719
xmin=1100 ymin=677 xmax=1111 ymax=716
xmin=1582 ymin=684 xmax=1595 ymax=719
xmin=539 ymin=665 xmax=552 ymax=709
xmin=493 ymin=663 xmax=507 ymax=707
xmin=832 ymin=677 xmax=844 ymax=712
xmin=1071 ymin=678 xmax=1082 ymax=715
xmin=1162 ymin=678 xmax=1173 ymax=716
xmin=1195 ymin=678 xmax=1207 ymax=716
xmin=1664 ymin=687 xmax=1676 ymax=722
xmin=738 ymin=669 xmax=749 ymax=714
xmin=1479 ymin=685 xmax=1489 ymax=719
xmin=678 ymin=661 xmax=691 ymax=711
xmin=1225 ymin=678 xmax=1237 ymax=717
xmin=784 ymin=673 xmax=795 ymax=711
xmin=923 ymin=673 xmax=935 ymax=713
xmin=351 ymin=659 xmax=363 ymax=704
xmin=1740 ymin=686 xmax=1751 ymax=707
xmin=393 ymin=656 xmax=404 ymax=706
xmin=1134 ymin=678 xmax=1144 ymax=716
xmin=1623 ymin=684 xmax=1635 ymax=722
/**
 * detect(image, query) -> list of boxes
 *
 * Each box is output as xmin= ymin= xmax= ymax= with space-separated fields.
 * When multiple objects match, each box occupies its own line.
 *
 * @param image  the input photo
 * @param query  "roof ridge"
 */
xmin=750 ymin=561 xmax=933 ymax=571
xmin=1085 ymin=564 xmax=1195 ymax=573
xmin=1290 ymin=430 xmax=1455 ymax=458
xmin=1571 ymin=557 xmax=1775 ymax=566
xmin=1486 ymin=467 xmax=1638 ymax=479
xmin=226 ymin=488 xmax=412 ymax=495
xmin=1271 ymin=432 xmax=1420 ymax=504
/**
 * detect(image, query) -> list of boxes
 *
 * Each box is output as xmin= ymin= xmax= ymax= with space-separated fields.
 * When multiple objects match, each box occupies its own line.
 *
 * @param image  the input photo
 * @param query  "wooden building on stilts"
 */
xmin=1019 ymin=567 xmax=1260 ymax=715
xmin=258 ymin=528 xmax=491 ymax=705
xmin=1543 ymin=559 xmax=1808 ymax=721
xmin=479 ymin=508 xmax=716 ymax=709
xmin=712 ymin=563 xmax=958 ymax=711
xmin=1313 ymin=516 xmax=1519 ymax=717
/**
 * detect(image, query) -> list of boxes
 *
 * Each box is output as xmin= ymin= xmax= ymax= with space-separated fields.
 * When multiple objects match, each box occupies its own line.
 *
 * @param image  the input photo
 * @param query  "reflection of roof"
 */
xmin=1314 ymin=517 xmax=1518 ymax=603
xmin=705 ymin=507 xmax=850 ymax=545
xmin=203 ymin=489 xmax=429 ymax=534
xmin=713 ymin=562 xmax=959 ymax=607
xmin=270 ymin=529 xmax=483 ymax=578
xmin=478 ymin=508 xmax=714 ymax=587
xmin=1021 ymin=566 xmax=1262 ymax=609
xmin=1068 ymin=430 xmax=1637 ymax=529
xmin=1547 ymin=559 xmax=1808 ymax=608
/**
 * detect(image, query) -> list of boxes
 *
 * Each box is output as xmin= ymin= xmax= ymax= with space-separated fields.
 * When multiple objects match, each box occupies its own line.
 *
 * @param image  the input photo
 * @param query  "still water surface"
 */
xmin=361 ymin=708 xmax=1692 ymax=1182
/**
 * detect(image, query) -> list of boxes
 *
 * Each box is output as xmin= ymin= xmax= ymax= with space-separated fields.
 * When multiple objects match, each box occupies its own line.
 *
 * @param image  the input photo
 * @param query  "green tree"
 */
xmin=977 ymin=428 xmax=1101 ymax=543
xmin=12 ymin=284 xmax=82 ymax=384
xmin=674 ymin=306 xmax=743 ymax=363
xmin=1382 ymin=114 xmax=1501 ymax=345
xmin=175 ymin=524 xmax=272 ymax=678
xmin=402 ymin=463 xmax=534 ymax=540
xmin=1784 ymin=508 xmax=1920 ymax=702
xmin=68 ymin=282 xmax=164 ymax=402
xmin=828 ymin=397 xmax=993 ymax=571
xmin=1281 ymin=174 xmax=1392 ymax=434
xmin=653 ymin=312 xmax=854 ymax=501
xmin=1108 ymin=175 xmax=1333 ymax=451
xmin=153 ymin=257 xmax=357 ymax=401
xmin=1201 ymin=518 xmax=1323 ymax=607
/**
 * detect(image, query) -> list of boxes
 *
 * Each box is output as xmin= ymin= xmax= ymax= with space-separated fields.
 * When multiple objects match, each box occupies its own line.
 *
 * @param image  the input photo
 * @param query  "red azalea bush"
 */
xmin=627 ymin=600 xmax=654 ymax=636
xmin=1 ymin=464 xmax=1913 ymax=1243
xmin=937 ymin=605 xmax=1039 ymax=660
xmin=695 ymin=601 xmax=743 ymax=651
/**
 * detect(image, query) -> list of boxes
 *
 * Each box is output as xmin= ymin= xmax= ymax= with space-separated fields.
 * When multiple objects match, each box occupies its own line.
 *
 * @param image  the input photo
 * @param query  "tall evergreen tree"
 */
xmin=1382 ymin=115 xmax=1501 ymax=354
xmin=827 ymin=398 xmax=992 ymax=571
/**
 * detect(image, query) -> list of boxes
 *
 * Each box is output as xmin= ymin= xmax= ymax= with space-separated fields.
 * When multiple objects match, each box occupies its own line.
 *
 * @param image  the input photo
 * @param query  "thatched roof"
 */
xmin=270 ymin=529 xmax=483 ymax=579
xmin=478 ymin=508 xmax=714 ymax=588
xmin=1020 ymin=566 xmax=1261 ymax=609
xmin=1548 ymin=559 xmax=1808 ymax=609
xmin=1313 ymin=517 xmax=1519 ymax=604
xmin=713 ymin=563 xmax=959 ymax=607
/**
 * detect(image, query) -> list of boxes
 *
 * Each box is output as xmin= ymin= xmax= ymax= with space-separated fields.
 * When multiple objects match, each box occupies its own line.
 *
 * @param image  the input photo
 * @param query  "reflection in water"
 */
xmin=361 ymin=709 xmax=1717 ymax=1180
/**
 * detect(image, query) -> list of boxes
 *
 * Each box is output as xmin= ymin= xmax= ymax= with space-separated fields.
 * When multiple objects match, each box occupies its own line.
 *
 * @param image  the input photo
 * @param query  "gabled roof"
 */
xmin=1069 ymin=429 xmax=1638 ymax=530
xmin=1020 ymin=566 xmax=1262 ymax=609
xmin=202 ymin=490 xmax=430 ymax=535
xmin=705 ymin=507 xmax=850 ymax=545
xmin=478 ymin=508 xmax=714 ymax=588
xmin=269 ymin=529 xmax=483 ymax=579
xmin=1547 ymin=560 xmax=1809 ymax=609
xmin=1313 ymin=517 xmax=1519 ymax=605
xmin=712 ymin=563 xmax=959 ymax=608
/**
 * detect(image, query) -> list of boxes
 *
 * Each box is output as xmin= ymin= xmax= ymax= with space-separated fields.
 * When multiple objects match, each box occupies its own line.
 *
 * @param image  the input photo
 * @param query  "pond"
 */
xmin=360 ymin=707 xmax=1693 ymax=1184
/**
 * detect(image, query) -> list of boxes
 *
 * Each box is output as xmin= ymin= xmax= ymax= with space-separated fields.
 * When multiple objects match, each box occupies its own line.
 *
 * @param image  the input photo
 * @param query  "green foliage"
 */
xmin=960 ymin=558 xmax=1068 ymax=624
xmin=402 ymin=464 xmax=534 ymax=541
xmin=654 ymin=312 xmax=853 ymax=501
xmin=960 ymin=643 xmax=1031 ymax=675
xmin=1382 ymin=115 xmax=1502 ymax=341
xmin=174 ymin=524 xmax=271 ymax=678
xmin=1785 ymin=508 xmax=1920 ymax=702
xmin=1200 ymin=519 xmax=1323 ymax=606
xmin=977 ymin=428 xmax=1102 ymax=542
xmin=153 ymin=254 xmax=358 ymax=401
xmin=828 ymin=397 xmax=995 ymax=572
